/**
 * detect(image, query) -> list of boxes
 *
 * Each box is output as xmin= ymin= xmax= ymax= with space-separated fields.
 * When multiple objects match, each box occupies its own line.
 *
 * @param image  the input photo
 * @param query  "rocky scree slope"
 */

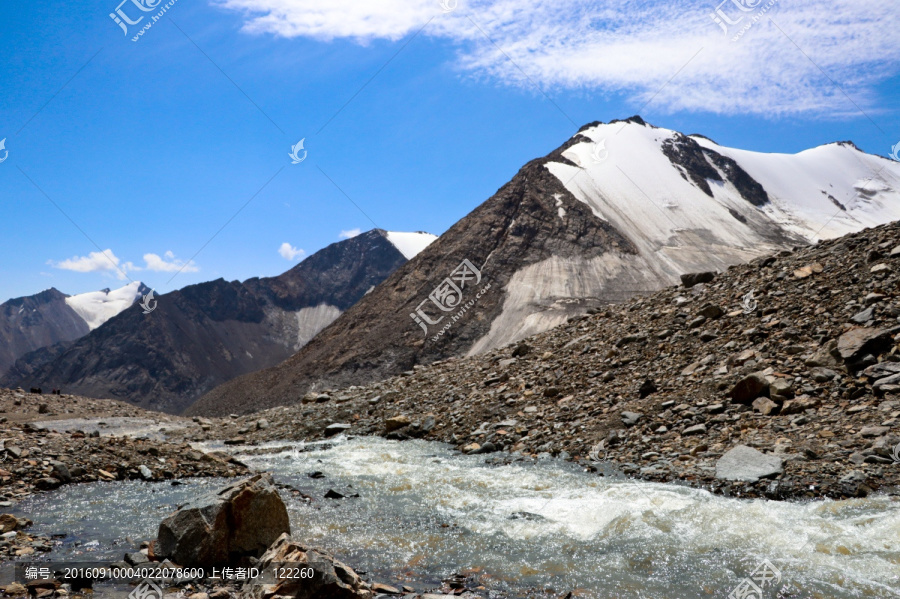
xmin=190 ymin=117 xmax=900 ymax=416
xmin=6 ymin=230 xmax=410 ymax=414
xmin=181 ymin=222 xmax=900 ymax=500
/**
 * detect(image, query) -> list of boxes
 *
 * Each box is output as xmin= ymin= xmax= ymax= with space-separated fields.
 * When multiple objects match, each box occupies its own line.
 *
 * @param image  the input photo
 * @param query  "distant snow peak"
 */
xmin=64 ymin=281 xmax=145 ymax=330
xmin=386 ymin=231 xmax=437 ymax=260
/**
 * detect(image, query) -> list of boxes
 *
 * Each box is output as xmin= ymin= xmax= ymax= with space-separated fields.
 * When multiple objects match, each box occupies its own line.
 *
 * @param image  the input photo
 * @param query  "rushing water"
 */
xmin=11 ymin=436 xmax=900 ymax=598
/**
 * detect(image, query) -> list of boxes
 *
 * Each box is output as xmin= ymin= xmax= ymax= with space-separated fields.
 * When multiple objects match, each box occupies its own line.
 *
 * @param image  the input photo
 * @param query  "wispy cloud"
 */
xmin=278 ymin=242 xmax=306 ymax=260
xmin=50 ymin=250 xmax=198 ymax=278
xmin=143 ymin=252 xmax=200 ymax=273
xmin=339 ymin=228 xmax=362 ymax=239
xmin=50 ymin=250 xmax=134 ymax=280
xmin=215 ymin=0 xmax=900 ymax=115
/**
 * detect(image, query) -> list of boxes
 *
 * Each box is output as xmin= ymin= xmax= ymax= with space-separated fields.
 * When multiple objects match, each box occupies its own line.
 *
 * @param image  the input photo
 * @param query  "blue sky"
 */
xmin=1 ymin=0 xmax=898 ymax=303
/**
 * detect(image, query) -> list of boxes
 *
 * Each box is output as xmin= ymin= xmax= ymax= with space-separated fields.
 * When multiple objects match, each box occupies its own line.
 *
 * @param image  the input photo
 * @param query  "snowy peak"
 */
xmin=550 ymin=119 xmax=900 ymax=249
xmin=64 ymin=281 xmax=148 ymax=330
xmin=385 ymin=231 xmax=437 ymax=260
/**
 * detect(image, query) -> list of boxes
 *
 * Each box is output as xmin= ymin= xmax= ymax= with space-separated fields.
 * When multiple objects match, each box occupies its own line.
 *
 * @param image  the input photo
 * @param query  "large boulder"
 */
xmin=715 ymin=445 xmax=783 ymax=482
xmin=728 ymin=372 xmax=769 ymax=404
xmin=156 ymin=473 xmax=290 ymax=567
xmin=250 ymin=533 xmax=372 ymax=599
xmin=680 ymin=272 xmax=716 ymax=288
xmin=836 ymin=327 xmax=892 ymax=367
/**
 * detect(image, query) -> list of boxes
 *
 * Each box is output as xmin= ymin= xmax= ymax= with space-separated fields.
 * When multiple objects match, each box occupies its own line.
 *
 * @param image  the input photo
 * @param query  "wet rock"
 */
xmin=250 ymin=532 xmax=372 ymax=599
xmin=715 ymin=445 xmax=783 ymax=482
xmin=324 ymin=423 xmax=352 ymax=437
xmin=681 ymin=272 xmax=716 ymax=288
xmin=125 ymin=551 xmax=150 ymax=566
xmin=383 ymin=416 xmax=411 ymax=433
xmin=50 ymin=461 xmax=72 ymax=484
xmin=34 ymin=477 xmax=61 ymax=491
xmin=0 ymin=514 xmax=18 ymax=533
xmin=156 ymin=473 xmax=290 ymax=568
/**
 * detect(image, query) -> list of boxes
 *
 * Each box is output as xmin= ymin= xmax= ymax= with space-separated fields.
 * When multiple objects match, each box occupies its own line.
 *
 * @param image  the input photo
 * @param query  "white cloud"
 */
xmin=215 ymin=0 xmax=900 ymax=115
xmin=143 ymin=252 xmax=200 ymax=273
xmin=51 ymin=250 xmax=133 ymax=280
xmin=339 ymin=228 xmax=362 ymax=239
xmin=278 ymin=242 xmax=306 ymax=260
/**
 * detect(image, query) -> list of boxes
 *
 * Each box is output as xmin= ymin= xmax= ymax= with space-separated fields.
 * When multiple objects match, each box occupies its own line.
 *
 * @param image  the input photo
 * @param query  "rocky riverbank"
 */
xmin=176 ymin=222 xmax=900 ymax=501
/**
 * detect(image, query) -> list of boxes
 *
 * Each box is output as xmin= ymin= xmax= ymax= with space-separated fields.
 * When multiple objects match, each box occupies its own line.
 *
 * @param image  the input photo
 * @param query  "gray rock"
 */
xmin=715 ymin=445 xmax=783 ymax=482
xmin=809 ymin=367 xmax=837 ymax=382
xmin=769 ymin=378 xmax=793 ymax=398
xmin=138 ymin=465 xmax=153 ymax=480
xmin=324 ymin=423 xmax=352 ymax=437
xmin=124 ymin=551 xmax=150 ymax=566
xmin=698 ymin=304 xmax=725 ymax=319
xmin=156 ymin=473 xmax=290 ymax=568
xmin=850 ymin=307 xmax=875 ymax=324
xmin=682 ymin=424 xmax=707 ymax=436
xmin=621 ymin=412 xmax=643 ymax=427
xmin=681 ymin=272 xmax=716 ymax=288
xmin=256 ymin=419 xmax=269 ymax=430
xmin=50 ymin=461 xmax=72 ymax=484
xmin=836 ymin=327 xmax=892 ymax=363
xmin=859 ymin=426 xmax=890 ymax=438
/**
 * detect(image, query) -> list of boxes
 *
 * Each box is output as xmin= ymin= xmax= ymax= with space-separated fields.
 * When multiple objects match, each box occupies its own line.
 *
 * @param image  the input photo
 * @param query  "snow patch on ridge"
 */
xmin=64 ymin=282 xmax=145 ymax=330
xmin=386 ymin=232 xmax=437 ymax=260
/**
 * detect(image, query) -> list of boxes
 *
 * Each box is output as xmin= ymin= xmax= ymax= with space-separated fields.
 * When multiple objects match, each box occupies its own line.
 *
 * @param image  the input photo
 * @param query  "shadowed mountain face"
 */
xmin=4 ymin=230 xmax=411 ymax=413
xmin=187 ymin=117 xmax=900 ymax=417
xmin=0 ymin=289 xmax=89 ymax=377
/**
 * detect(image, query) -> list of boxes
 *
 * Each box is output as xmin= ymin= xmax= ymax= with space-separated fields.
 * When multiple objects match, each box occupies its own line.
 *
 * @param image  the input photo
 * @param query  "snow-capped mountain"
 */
xmin=0 ymin=282 xmax=146 ymax=377
xmin=6 ymin=230 xmax=431 ymax=413
xmin=64 ymin=282 xmax=148 ymax=330
xmin=189 ymin=116 xmax=900 ymax=416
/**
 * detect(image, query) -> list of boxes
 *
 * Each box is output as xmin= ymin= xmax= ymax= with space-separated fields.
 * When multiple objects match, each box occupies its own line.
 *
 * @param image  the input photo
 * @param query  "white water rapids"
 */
xmin=12 ymin=436 xmax=900 ymax=597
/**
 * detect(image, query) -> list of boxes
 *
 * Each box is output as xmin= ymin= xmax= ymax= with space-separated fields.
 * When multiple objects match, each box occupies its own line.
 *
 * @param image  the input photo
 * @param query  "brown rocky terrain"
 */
xmin=174 ymin=221 xmax=900 ymax=501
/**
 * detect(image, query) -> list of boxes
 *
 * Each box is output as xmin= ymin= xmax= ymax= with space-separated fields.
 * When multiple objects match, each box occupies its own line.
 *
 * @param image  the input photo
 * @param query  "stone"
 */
xmin=621 ymin=412 xmax=643 ymax=427
xmin=870 ymin=263 xmax=891 ymax=274
xmin=50 ymin=461 xmax=72 ymax=483
xmin=836 ymin=327 xmax=892 ymax=364
xmin=793 ymin=263 xmax=823 ymax=279
xmin=0 ymin=514 xmax=18 ymax=533
xmin=752 ymin=397 xmax=779 ymax=415
xmin=383 ymin=416 xmax=411 ymax=432
xmin=699 ymin=330 xmax=718 ymax=342
xmin=715 ymin=445 xmax=783 ymax=482
xmin=850 ymin=307 xmax=875 ymax=324
xmin=512 ymin=342 xmax=531 ymax=357
xmin=805 ymin=340 xmax=841 ymax=369
xmin=324 ymin=423 xmax=352 ymax=437
xmin=156 ymin=473 xmax=290 ymax=568
xmin=4 ymin=583 xmax=26 ymax=595
xmin=34 ymin=477 xmax=61 ymax=491
xmin=125 ymin=551 xmax=150 ymax=566
xmin=139 ymin=465 xmax=153 ymax=480
xmin=682 ymin=424 xmax=707 ymax=436
xmin=681 ymin=272 xmax=716 ymax=288
xmin=809 ymin=367 xmax=837 ymax=382
xmin=859 ymin=426 xmax=890 ymax=438
xmin=372 ymin=583 xmax=401 ymax=595
xmin=729 ymin=373 xmax=769 ymax=404
xmin=638 ymin=379 xmax=657 ymax=398
xmin=780 ymin=396 xmax=819 ymax=415
xmin=698 ymin=304 xmax=725 ymax=319
xmin=249 ymin=533 xmax=372 ymax=599
xmin=256 ymin=419 xmax=269 ymax=430
xmin=769 ymin=378 xmax=793 ymax=399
